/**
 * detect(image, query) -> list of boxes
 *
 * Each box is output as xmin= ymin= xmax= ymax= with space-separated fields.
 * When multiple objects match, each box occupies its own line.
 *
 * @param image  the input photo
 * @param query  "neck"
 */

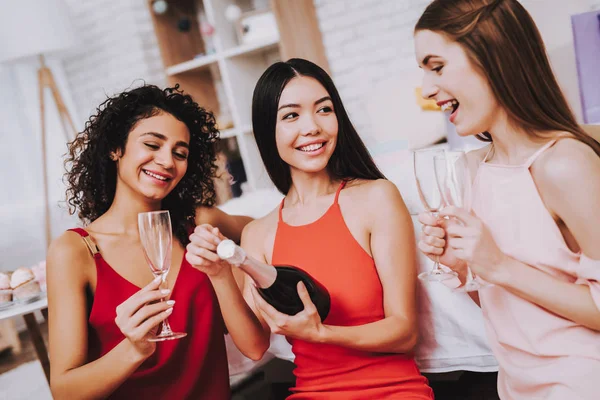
xmin=102 ymin=181 xmax=162 ymax=236
xmin=287 ymin=168 xmax=338 ymax=206
xmin=486 ymin=113 xmax=548 ymax=165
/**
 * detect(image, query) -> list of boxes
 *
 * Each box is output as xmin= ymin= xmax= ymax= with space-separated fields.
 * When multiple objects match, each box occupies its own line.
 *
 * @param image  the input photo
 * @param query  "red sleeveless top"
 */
xmin=69 ymin=228 xmax=230 ymax=400
xmin=272 ymin=182 xmax=433 ymax=399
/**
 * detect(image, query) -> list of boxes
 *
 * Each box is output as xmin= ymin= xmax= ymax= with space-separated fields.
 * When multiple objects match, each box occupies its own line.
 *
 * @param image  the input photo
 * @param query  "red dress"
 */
xmin=272 ymin=182 xmax=434 ymax=399
xmin=69 ymin=228 xmax=230 ymax=399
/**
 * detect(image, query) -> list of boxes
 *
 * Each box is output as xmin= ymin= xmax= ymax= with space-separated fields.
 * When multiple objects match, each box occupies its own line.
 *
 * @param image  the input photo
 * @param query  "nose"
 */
xmin=300 ymin=114 xmax=320 ymax=136
xmin=155 ymin=148 xmax=174 ymax=169
xmin=421 ymin=73 xmax=439 ymax=100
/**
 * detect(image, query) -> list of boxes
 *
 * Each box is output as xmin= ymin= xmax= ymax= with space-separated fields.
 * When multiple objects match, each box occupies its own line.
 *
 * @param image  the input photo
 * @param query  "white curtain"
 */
xmin=0 ymin=58 xmax=79 ymax=271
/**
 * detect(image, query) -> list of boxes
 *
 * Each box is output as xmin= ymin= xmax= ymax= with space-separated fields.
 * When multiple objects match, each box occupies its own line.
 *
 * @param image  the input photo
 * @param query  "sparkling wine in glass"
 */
xmin=434 ymin=151 xmax=489 ymax=292
xmin=138 ymin=210 xmax=187 ymax=341
xmin=413 ymin=149 xmax=457 ymax=282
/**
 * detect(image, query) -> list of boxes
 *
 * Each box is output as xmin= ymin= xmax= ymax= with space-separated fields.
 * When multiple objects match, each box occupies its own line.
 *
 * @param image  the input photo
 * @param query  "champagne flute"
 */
xmin=138 ymin=210 xmax=187 ymax=341
xmin=413 ymin=149 xmax=458 ymax=282
xmin=434 ymin=151 xmax=489 ymax=292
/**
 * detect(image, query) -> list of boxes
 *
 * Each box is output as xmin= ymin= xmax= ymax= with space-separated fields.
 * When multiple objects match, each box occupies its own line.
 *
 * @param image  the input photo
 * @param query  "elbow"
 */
xmin=50 ymin=376 xmax=68 ymax=400
xmin=391 ymin=320 xmax=419 ymax=354
xmin=245 ymin=343 xmax=268 ymax=361
xmin=402 ymin=330 xmax=419 ymax=353
xmin=244 ymin=336 xmax=270 ymax=361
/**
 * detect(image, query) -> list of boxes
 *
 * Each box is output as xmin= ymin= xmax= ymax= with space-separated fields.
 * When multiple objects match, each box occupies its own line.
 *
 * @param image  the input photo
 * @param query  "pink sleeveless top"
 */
xmin=272 ymin=182 xmax=433 ymax=400
xmin=470 ymin=141 xmax=600 ymax=399
xmin=69 ymin=228 xmax=230 ymax=400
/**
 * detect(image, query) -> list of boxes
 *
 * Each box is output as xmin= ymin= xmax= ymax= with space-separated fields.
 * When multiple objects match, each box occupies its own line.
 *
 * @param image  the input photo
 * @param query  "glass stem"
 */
xmin=432 ymin=255 xmax=442 ymax=273
xmin=157 ymin=273 xmax=173 ymax=336
xmin=429 ymin=211 xmax=444 ymax=273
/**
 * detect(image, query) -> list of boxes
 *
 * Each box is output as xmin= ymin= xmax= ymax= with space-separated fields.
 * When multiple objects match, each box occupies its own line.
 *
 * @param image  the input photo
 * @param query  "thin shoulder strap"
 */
xmin=333 ymin=180 xmax=347 ymax=204
xmin=524 ymin=140 xmax=557 ymax=168
xmin=482 ymin=144 xmax=494 ymax=163
xmin=68 ymin=228 xmax=100 ymax=258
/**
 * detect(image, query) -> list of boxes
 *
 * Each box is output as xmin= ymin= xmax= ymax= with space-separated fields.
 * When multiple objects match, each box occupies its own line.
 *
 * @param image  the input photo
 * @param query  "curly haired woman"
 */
xmin=46 ymin=84 xmax=269 ymax=399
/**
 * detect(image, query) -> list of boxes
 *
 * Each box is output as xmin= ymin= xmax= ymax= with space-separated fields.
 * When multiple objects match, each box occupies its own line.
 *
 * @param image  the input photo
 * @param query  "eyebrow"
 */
xmin=277 ymin=96 xmax=332 ymax=112
xmin=142 ymin=132 xmax=189 ymax=149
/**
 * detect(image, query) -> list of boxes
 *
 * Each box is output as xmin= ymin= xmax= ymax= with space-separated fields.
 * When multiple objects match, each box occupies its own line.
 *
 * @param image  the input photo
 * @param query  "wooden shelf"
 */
xmin=147 ymin=0 xmax=329 ymax=199
xmin=220 ymin=128 xmax=238 ymax=139
xmin=166 ymin=53 xmax=218 ymax=76
xmin=241 ymin=124 xmax=253 ymax=134
xmin=165 ymin=37 xmax=279 ymax=76
xmin=223 ymin=37 xmax=280 ymax=59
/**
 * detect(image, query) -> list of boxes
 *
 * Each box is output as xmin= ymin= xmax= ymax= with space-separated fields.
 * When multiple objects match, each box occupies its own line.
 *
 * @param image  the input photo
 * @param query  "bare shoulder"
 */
xmin=533 ymin=137 xmax=600 ymax=187
xmin=346 ymin=178 xmax=399 ymax=195
xmin=345 ymin=179 xmax=406 ymax=211
xmin=47 ymin=230 xmax=93 ymax=280
xmin=243 ymin=207 xmax=278 ymax=235
xmin=241 ymin=206 xmax=279 ymax=258
xmin=465 ymin=144 xmax=492 ymax=164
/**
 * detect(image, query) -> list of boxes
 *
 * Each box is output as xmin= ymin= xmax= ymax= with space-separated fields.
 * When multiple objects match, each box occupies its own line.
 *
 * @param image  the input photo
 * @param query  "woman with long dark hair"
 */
xmin=415 ymin=1 xmax=600 ymax=398
xmin=194 ymin=58 xmax=433 ymax=398
xmin=47 ymin=84 xmax=269 ymax=399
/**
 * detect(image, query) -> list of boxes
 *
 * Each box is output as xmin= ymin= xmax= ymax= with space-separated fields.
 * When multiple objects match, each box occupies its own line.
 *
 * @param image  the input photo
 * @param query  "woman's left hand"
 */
xmin=440 ymin=206 xmax=508 ymax=282
xmin=251 ymin=281 xmax=326 ymax=343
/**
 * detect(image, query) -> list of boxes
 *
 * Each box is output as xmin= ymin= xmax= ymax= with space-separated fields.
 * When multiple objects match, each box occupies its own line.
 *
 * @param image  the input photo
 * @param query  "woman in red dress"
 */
xmin=47 ymin=84 xmax=269 ymax=399
xmin=190 ymin=59 xmax=434 ymax=399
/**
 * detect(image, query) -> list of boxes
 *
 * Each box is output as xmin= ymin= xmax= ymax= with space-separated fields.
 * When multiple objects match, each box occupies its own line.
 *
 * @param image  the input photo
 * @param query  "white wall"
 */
xmin=62 ymin=0 xmax=166 ymax=122
xmin=57 ymin=0 xmax=600 ymax=142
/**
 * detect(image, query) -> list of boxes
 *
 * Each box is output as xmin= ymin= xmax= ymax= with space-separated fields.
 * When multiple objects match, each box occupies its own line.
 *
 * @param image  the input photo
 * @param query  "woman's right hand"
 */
xmin=417 ymin=212 xmax=466 ymax=274
xmin=114 ymin=277 xmax=173 ymax=359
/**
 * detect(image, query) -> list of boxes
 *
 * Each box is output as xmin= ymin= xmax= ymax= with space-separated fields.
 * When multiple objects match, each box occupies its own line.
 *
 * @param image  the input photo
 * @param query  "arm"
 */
xmin=250 ymin=181 xmax=418 ymax=354
xmin=196 ymin=206 xmax=253 ymax=243
xmin=488 ymin=142 xmax=600 ymax=330
xmin=186 ymin=224 xmax=269 ymax=360
xmin=238 ymin=218 xmax=274 ymax=336
xmin=443 ymin=140 xmax=600 ymax=331
xmin=48 ymin=233 xmax=170 ymax=399
xmin=319 ymin=180 xmax=418 ymax=353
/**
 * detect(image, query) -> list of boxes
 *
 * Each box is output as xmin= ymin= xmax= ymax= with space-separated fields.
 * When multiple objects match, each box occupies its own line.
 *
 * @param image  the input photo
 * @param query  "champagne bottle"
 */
xmin=217 ymin=240 xmax=330 ymax=321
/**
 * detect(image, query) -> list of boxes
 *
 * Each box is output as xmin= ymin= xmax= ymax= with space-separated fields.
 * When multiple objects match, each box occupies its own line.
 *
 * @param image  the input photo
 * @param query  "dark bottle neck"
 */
xmin=217 ymin=240 xmax=277 ymax=288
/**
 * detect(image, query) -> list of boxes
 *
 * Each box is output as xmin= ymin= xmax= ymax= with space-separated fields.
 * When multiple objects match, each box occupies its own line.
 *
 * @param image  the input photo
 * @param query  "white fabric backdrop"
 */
xmin=0 ymin=58 xmax=79 ymax=272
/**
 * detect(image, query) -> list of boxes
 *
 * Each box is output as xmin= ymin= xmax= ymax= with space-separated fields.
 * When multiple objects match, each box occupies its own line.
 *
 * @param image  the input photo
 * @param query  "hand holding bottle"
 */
xmin=250 ymin=281 xmax=326 ymax=343
xmin=186 ymin=224 xmax=231 ymax=278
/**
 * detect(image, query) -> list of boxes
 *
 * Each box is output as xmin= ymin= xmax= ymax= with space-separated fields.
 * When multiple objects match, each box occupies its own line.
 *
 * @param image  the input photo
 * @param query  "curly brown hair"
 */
xmin=65 ymin=84 xmax=218 ymax=245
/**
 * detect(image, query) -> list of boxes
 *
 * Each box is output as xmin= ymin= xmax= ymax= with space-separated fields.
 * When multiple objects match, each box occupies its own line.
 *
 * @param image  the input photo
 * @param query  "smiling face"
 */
xmin=275 ymin=76 xmax=338 ymax=174
xmin=414 ymin=29 xmax=500 ymax=136
xmin=113 ymin=111 xmax=190 ymax=203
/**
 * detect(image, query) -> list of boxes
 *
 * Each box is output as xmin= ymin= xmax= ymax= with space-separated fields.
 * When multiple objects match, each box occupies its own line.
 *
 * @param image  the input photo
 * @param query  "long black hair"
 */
xmin=251 ymin=58 xmax=385 ymax=194
xmin=65 ymin=84 xmax=219 ymax=246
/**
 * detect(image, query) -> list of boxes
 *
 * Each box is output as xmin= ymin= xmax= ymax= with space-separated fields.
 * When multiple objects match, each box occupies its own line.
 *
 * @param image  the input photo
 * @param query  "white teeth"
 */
xmin=441 ymin=99 xmax=458 ymax=112
xmin=299 ymin=143 xmax=325 ymax=152
xmin=144 ymin=170 xmax=168 ymax=181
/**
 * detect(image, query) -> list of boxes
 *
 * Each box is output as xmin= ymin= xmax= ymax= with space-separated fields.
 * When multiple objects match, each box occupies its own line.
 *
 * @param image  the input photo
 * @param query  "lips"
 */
xmin=296 ymin=140 xmax=326 ymax=152
xmin=439 ymin=99 xmax=459 ymax=113
xmin=142 ymin=169 xmax=172 ymax=182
